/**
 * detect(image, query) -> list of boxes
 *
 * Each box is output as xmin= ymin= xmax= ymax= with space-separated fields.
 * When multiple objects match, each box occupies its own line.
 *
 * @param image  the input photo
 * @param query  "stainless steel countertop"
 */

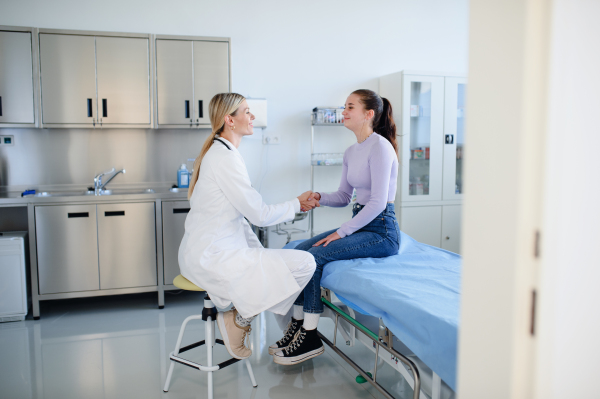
xmin=0 ymin=187 xmax=189 ymax=206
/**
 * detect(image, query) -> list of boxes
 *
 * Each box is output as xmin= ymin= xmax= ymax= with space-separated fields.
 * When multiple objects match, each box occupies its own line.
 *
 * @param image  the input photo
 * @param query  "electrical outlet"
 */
xmin=0 ymin=135 xmax=14 ymax=146
xmin=262 ymin=134 xmax=280 ymax=145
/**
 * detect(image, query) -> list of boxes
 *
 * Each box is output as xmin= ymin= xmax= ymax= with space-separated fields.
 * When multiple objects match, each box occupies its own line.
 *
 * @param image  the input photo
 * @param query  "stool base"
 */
xmin=163 ymin=294 xmax=257 ymax=397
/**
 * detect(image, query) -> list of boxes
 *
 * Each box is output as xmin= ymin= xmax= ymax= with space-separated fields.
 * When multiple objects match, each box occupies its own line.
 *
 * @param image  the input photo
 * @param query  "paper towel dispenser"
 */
xmin=246 ymin=98 xmax=267 ymax=128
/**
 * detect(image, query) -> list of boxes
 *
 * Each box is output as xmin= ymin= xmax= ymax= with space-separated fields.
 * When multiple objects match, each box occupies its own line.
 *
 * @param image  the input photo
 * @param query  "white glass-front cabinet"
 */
xmin=38 ymin=30 xmax=151 ymax=128
xmin=155 ymin=36 xmax=230 ymax=128
xmin=380 ymin=71 xmax=466 ymax=253
xmin=0 ymin=27 xmax=37 ymax=127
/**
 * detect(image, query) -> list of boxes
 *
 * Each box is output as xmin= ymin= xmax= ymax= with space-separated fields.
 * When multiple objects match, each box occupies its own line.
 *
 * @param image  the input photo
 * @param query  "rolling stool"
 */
xmin=163 ymin=275 xmax=258 ymax=398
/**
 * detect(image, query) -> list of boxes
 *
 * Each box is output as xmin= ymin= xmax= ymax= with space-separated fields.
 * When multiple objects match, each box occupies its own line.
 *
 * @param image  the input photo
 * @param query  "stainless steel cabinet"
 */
xmin=156 ymin=40 xmax=193 ymax=126
xmin=161 ymin=201 xmax=190 ymax=286
xmin=39 ymin=34 xmax=97 ymax=125
xmin=155 ymin=37 xmax=230 ymax=127
xmin=97 ymin=203 xmax=157 ymax=290
xmin=0 ymin=29 xmax=35 ymax=125
xmin=96 ymin=36 xmax=150 ymax=125
xmin=35 ymin=205 xmax=100 ymax=294
xmin=39 ymin=31 xmax=151 ymax=127
xmin=193 ymin=41 xmax=229 ymax=125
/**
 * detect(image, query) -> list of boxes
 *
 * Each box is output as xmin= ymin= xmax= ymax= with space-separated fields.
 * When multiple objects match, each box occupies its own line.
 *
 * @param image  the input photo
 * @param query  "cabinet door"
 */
xmin=162 ymin=201 xmax=190 ymax=286
xmin=39 ymin=34 xmax=97 ymax=125
xmin=443 ymin=77 xmax=467 ymax=200
xmin=441 ymin=205 xmax=462 ymax=254
xmin=97 ymin=203 xmax=157 ymax=289
xmin=400 ymin=75 xmax=445 ymax=202
xmin=35 ymin=205 xmax=99 ymax=294
xmin=156 ymin=39 xmax=193 ymax=125
xmin=96 ymin=36 xmax=150 ymax=125
xmin=399 ymin=206 xmax=442 ymax=248
xmin=193 ymin=40 xmax=229 ymax=125
xmin=0 ymin=31 xmax=35 ymax=124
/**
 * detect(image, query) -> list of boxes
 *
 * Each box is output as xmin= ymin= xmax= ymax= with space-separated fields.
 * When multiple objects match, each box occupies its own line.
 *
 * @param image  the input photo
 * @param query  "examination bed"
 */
xmin=284 ymin=231 xmax=460 ymax=399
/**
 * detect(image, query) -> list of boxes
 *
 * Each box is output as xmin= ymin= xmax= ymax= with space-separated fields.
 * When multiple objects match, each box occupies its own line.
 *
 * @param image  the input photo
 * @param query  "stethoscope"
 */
xmin=213 ymin=137 xmax=232 ymax=151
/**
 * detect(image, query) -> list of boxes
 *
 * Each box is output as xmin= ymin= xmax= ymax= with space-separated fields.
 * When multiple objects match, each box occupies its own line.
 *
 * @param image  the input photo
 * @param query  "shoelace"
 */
xmin=277 ymin=321 xmax=297 ymax=345
xmin=284 ymin=330 xmax=306 ymax=355
xmin=241 ymin=327 xmax=252 ymax=349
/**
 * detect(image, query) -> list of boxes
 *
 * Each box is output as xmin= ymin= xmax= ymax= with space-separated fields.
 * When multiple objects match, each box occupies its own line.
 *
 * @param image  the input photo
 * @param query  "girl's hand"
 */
xmin=309 ymin=192 xmax=321 ymax=201
xmin=313 ymin=231 xmax=341 ymax=247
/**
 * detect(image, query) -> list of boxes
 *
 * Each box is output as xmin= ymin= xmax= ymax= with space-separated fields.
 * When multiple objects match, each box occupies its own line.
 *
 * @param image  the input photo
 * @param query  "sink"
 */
xmin=33 ymin=188 xmax=155 ymax=197
xmin=34 ymin=191 xmax=91 ymax=197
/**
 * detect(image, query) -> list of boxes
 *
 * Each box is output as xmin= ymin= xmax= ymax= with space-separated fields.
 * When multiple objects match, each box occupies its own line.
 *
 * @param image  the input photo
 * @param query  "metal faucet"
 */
xmin=94 ymin=168 xmax=126 ymax=195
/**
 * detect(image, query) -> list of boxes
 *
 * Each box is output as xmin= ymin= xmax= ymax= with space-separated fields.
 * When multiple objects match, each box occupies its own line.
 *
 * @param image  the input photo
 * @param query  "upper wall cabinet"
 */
xmin=0 ymin=26 xmax=37 ymax=127
xmin=39 ymin=30 xmax=152 ymax=128
xmin=155 ymin=36 xmax=230 ymax=128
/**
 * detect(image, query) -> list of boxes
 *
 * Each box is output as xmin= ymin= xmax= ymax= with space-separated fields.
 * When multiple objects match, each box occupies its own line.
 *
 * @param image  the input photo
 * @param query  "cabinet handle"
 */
xmin=102 ymin=99 xmax=108 ymax=117
xmin=445 ymin=134 xmax=454 ymax=144
xmin=198 ymin=100 xmax=203 ymax=118
xmin=87 ymin=99 xmax=93 ymax=117
xmin=68 ymin=212 xmax=89 ymax=218
xmin=173 ymin=208 xmax=190 ymax=214
xmin=105 ymin=211 xmax=125 ymax=217
xmin=445 ymin=236 xmax=450 ymax=240
xmin=185 ymin=100 xmax=190 ymax=119
xmin=0 ymin=96 xmax=3 ymax=117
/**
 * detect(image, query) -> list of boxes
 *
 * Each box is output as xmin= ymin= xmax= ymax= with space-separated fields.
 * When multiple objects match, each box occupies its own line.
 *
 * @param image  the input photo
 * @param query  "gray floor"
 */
xmin=0 ymin=291 xmax=416 ymax=399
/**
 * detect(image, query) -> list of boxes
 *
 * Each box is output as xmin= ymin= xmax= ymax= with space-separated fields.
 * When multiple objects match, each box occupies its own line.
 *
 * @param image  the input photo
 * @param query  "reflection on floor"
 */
xmin=0 ymin=291 xmax=415 ymax=399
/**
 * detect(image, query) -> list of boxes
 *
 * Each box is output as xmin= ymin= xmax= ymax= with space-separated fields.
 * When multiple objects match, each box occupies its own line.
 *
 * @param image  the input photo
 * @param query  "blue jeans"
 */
xmin=294 ymin=203 xmax=400 ymax=314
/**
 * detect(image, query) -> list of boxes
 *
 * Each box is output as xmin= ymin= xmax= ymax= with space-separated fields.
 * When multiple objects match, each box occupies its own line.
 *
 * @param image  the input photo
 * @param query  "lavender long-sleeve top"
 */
xmin=319 ymin=133 xmax=398 ymax=238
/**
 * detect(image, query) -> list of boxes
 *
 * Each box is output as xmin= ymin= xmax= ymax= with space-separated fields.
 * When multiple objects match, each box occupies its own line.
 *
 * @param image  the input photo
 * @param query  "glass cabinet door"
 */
xmin=400 ymin=74 xmax=445 ymax=202
xmin=443 ymin=77 xmax=467 ymax=200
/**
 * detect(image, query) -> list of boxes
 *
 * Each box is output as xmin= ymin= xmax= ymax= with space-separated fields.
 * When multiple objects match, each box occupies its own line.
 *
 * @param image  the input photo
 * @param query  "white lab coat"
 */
xmin=178 ymin=137 xmax=311 ymax=318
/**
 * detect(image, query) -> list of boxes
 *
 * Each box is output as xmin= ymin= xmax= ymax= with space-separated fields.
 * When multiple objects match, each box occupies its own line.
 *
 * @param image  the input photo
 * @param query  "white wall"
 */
xmin=535 ymin=0 xmax=600 ymax=397
xmin=0 ymin=0 xmax=469 ymax=245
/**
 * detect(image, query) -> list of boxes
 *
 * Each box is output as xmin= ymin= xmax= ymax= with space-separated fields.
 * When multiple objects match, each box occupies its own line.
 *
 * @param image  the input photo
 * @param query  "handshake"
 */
xmin=297 ymin=191 xmax=321 ymax=212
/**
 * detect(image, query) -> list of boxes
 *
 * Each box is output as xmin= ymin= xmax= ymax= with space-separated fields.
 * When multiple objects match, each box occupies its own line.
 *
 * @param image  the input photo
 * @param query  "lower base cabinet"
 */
xmin=97 ymin=203 xmax=157 ymax=289
xmin=399 ymin=205 xmax=462 ymax=254
xmin=35 ymin=202 xmax=158 ymax=295
xmin=35 ymin=204 xmax=100 ymax=294
xmin=161 ymin=201 xmax=190 ymax=286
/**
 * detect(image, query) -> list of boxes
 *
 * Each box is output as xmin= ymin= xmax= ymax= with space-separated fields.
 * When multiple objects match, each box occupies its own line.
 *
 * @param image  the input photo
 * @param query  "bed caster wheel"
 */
xmin=356 ymin=372 xmax=372 ymax=384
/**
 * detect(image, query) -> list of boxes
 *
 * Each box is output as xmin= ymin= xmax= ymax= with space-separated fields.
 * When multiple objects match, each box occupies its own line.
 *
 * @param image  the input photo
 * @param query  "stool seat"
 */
xmin=173 ymin=274 xmax=204 ymax=291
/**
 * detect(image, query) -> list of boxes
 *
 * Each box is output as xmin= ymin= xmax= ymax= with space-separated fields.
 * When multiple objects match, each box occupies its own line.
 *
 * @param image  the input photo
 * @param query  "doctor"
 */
xmin=179 ymin=93 xmax=318 ymax=361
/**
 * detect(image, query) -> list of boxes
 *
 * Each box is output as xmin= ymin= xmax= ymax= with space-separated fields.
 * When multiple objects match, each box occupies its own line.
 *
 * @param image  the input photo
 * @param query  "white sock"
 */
xmin=303 ymin=312 xmax=321 ymax=330
xmin=235 ymin=312 xmax=255 ymax=327
xmin=293 ymin=305 xmax=304 ymax=320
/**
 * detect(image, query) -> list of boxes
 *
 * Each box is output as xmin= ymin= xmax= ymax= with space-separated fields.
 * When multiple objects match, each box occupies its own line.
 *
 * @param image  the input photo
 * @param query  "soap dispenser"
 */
xmin=177 ymin=164 xmax=190 ymax=188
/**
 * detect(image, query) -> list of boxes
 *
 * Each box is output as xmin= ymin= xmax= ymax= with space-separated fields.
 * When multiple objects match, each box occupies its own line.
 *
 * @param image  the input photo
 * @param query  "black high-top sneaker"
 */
xmin=268 ymin=317 xmax=303 ymax=355
xmin=272 ymin=326 xmax=324 ymax=365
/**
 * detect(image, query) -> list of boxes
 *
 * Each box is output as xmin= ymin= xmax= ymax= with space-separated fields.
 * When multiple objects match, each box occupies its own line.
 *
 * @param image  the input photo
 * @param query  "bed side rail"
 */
xmin=319 ymin=294 xmax=421 ymax=399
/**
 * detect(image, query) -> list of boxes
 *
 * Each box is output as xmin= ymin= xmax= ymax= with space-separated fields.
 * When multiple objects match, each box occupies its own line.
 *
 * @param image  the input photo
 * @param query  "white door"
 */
xmin=0 ymin=31 xmax=35 ymax=124
xmin=156 ymin=39 xmax=194 ymax=126
xmin=443 ymin=77 xmax=467 ymax=200
xmin=399 ymin=206 xmax=442 ymax=248
xmin=96 ymin=36 xmax=150 ymax=125
xmin=39 ymin=34 xmax=97 ymax=125
xmin=193 ymin=40 xmax=229 ymax=125
xmin=400 ymin=74 xmax=445 ymax=202
xmin=441 ymin=205 xmax=462 ymax=254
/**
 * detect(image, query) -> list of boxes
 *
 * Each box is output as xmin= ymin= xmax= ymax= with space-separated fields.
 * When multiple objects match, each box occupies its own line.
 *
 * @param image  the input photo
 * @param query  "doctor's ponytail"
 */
xmin=188 ymin=93 xmax=246 ymax=200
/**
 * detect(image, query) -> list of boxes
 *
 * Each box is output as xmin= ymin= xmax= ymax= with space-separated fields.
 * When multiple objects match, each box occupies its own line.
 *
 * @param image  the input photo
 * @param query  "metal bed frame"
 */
xmin=319 ymin=288 xmax=445 ymax=399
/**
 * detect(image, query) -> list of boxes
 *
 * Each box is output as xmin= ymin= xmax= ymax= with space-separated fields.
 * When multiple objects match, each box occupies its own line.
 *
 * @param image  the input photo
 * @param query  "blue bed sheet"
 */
xmin=284 ymin=231 xmax=461 ymax=391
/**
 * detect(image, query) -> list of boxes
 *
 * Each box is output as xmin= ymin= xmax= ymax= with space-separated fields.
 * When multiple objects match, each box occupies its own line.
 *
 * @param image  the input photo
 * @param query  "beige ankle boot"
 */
xmin=217 ymin=309 xmax=252 ymax=359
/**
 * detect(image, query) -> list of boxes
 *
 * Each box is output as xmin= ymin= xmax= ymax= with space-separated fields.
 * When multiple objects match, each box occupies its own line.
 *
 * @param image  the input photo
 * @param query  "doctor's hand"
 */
xmin=313 ymin=231 xmax=341 ymax=247
xmin=298 ymin=191 xmax=320 ymax=212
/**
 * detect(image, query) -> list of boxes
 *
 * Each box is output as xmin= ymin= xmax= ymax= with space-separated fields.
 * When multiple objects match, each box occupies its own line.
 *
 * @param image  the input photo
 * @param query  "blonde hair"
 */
xmin=188 ymin=93 xmax=246 ymax=199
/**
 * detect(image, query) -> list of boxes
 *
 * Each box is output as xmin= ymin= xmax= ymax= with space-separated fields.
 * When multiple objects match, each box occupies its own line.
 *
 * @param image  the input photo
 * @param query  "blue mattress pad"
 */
xmin=284 ymin=231 xmax=461 ymax=390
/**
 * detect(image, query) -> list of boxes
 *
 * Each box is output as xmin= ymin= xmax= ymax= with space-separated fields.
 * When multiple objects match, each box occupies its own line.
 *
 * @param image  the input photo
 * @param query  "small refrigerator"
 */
xmin=0 ymin=232 xmax=28 ymax=322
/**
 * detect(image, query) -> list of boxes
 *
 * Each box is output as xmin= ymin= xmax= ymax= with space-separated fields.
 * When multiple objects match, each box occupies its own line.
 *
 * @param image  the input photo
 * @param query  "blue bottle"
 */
xmin=177 ymin=164 xmax=190 ymax=188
